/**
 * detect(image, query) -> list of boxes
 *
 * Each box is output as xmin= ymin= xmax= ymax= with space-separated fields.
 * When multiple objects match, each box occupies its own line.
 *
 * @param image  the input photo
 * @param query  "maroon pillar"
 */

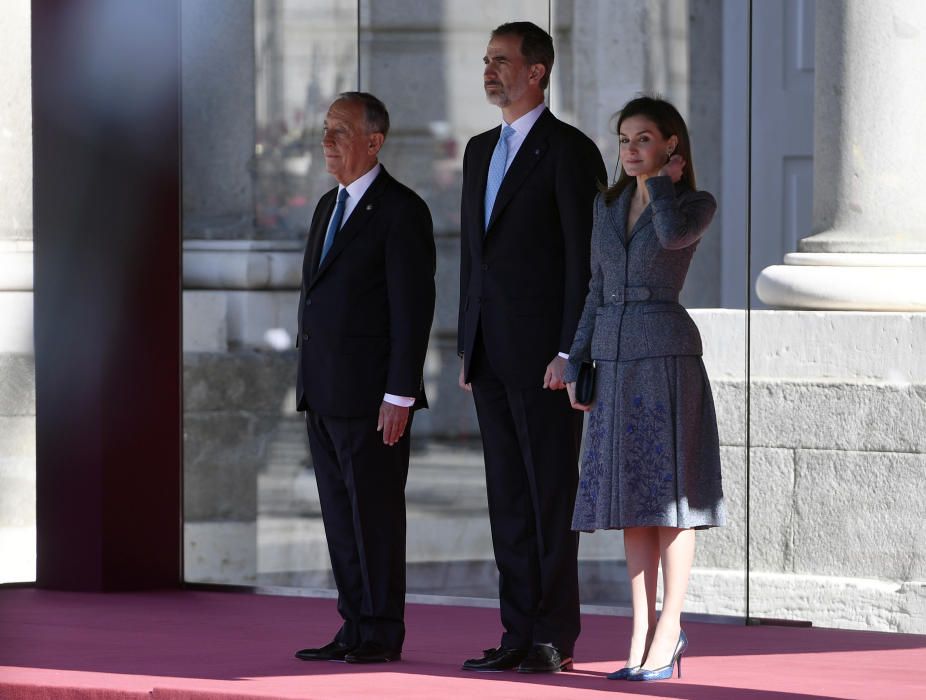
xmin=32 ymin=0 xmax=182 ymax=589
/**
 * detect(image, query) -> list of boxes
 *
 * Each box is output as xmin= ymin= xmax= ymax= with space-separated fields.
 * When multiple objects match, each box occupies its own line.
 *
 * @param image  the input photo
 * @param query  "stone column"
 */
xmin=757 ymin=0 xmax=926 ymax=310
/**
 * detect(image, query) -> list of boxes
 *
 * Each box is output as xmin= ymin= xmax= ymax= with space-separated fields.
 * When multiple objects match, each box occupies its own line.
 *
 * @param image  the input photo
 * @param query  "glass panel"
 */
xmin=255 ymin=0 xmax=361 ymax=240
xmin=550 ymin=0 xmax=749 ymax=618
xmin=748 ymin=0 xmax=925 ymax=633
xmin=181 ymin=0 xmax=358 ymax=586
xmin=180 ymin=1 xmax=751 ymax=630
xmin=0 ymin=0 xmax=36 ymax=584
xmin=358 ymin=0 xmax=550 ymax=599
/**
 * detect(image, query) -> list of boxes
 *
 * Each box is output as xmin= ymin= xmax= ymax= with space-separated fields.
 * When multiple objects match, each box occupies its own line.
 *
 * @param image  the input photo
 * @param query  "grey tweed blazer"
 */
xmin=564 ymin=175 xmax=717 ymax=382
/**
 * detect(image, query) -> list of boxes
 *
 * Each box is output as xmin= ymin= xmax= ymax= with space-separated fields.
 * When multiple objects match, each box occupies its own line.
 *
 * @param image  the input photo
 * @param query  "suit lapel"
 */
xmin=609 ymin=186 xmax=634 ymax=248
xmin=310 ymin=167 xmax=392 ymax=288
xmin=305 ymin=189 xmax=336 ymax=286
xmin=630 ymin=202 xmax=653 ymax=242
xmin=609 ymin=182 xmax=656 ymax=247
xmin=473 ymin=127 xmax=497 ymax=232
xmin=485 ymin=108 xmax=552 ymax=235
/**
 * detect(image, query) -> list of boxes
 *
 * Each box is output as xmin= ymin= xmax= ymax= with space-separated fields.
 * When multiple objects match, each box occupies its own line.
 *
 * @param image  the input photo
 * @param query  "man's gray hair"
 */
xmin=336 ymin=91 xmax=390 ymax=138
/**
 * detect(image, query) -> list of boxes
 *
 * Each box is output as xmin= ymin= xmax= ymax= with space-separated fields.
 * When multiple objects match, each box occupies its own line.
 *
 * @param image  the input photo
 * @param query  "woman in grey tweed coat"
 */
xmin=564 ymin=97 xmax=724 ymax=681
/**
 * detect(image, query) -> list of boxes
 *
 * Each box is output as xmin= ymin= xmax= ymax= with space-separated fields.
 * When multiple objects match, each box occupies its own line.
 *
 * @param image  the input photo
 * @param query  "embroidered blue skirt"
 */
xmin=571 ymin=356 xmax=725 ymax=531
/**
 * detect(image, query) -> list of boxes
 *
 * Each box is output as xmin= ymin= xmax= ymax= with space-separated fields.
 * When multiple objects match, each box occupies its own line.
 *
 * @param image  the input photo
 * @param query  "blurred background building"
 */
xmin=2 ymin=0 xmax=924 ymax=633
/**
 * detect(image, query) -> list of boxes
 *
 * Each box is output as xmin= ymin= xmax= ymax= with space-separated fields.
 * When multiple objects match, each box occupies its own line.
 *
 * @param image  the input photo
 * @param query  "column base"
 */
xmin=756 ymin=253 xmax=926 ymax=310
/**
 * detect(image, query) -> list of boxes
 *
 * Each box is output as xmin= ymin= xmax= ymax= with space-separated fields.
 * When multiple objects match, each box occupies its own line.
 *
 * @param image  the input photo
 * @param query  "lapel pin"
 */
xmin=535 ymin=148 xmax=540 ymax=155
xmin=366 ymin=204 xmax=373 ymax=211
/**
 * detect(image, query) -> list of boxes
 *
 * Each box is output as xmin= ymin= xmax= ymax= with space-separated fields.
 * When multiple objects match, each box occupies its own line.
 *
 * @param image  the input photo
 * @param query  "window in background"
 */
xmin=182 ymin=0 xmax=358 ymax=587
xmin=358 ymin=0 xmax=549 ymax=599
xmin=181 ymin=0 xmax=750 ymax=625
xmin=0 ymin=0 xmax=36 ymax=585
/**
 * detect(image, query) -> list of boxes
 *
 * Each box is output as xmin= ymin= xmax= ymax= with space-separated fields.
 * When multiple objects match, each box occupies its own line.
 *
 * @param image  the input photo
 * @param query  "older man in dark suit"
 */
xmin=294 ymin=92 xmax=435 ymax=665
xmin=458 ymin=22 xmax=606 ymax=673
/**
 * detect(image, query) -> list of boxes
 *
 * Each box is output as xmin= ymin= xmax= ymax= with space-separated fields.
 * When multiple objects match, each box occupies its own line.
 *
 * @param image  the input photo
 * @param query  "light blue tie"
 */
xmin=319 ymin=187 xmax=349 ymax=266
xmin=484 ymin=125 xmax=516 ymax=232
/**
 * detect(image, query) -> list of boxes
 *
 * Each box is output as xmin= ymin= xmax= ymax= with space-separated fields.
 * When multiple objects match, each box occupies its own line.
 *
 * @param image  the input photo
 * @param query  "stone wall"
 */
xmin=685 ymin=311 xmax=926 ymax=632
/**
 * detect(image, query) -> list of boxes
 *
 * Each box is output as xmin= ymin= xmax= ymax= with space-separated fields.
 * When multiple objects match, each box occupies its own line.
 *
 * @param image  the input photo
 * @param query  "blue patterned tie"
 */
xmin=319 ymin=187 xmax=349 ymax=265
xmin=484 ymin=125 xmax=516 ymax=232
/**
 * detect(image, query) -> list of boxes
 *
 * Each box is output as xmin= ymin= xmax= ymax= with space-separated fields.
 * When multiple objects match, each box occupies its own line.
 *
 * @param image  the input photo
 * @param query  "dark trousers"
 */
xmin=469 ymin=333 xmax=583 ymax=655
xmin=305 ymin=409 xmax=413 ymax=651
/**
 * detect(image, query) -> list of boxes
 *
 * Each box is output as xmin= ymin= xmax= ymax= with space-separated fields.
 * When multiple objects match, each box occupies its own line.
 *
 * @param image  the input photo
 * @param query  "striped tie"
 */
xmin=484 ymin=125 xmax=516 ymax=232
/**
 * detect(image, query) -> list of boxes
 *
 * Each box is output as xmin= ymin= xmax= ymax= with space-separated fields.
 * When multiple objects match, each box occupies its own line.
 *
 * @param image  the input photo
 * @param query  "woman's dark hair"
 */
xmin=491 ymin=21 xmax=554 ymax=90
xmin=603 ymin=95 xmax=696 ymax=205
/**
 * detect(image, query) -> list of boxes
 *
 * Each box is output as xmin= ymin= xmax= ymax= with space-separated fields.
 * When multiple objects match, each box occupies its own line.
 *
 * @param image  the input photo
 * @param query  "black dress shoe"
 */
xmin=344 ymin=640 xmax=401 ymax=664
xmin=517 ymin=643 xmax=573 ymax=673
xmin=461 ymin=646 xmax=529 ymax=672
xmin=294 ymin=639 xmax=355 ymax=662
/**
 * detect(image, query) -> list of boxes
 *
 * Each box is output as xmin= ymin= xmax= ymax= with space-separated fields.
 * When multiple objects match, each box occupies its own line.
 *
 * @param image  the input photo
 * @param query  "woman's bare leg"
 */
xmin=622 ymin=526 xmax=660 ymax=667
xmin=640 ymin=527 xmax=695 ymax=670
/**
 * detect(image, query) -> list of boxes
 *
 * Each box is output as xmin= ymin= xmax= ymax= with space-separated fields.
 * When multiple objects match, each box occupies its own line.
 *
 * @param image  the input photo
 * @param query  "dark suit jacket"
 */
xmin=458 ymin=108 xmax=606 ymax=388
xmin=296 ymin=166 xmax=436 ymax=418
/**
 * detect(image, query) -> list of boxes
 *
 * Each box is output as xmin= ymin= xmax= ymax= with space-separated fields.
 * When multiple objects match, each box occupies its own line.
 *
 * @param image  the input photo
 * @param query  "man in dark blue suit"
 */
xmin=458 ymin=22 xmax=606 ymax=673
xmin=294 ymin=93 xmax=435 ymax=664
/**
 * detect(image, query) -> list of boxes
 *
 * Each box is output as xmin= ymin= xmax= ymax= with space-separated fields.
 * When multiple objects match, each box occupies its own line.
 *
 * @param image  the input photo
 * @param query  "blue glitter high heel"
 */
xmin=606 ymin=666 xmax=640 ymax=680
xmin=627 ymin=630 xmax=687 ymax=681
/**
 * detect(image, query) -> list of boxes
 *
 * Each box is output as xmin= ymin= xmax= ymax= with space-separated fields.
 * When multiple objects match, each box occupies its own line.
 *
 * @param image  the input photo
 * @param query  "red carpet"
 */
xmin=0 ymin=588 xmax=924 ymax=699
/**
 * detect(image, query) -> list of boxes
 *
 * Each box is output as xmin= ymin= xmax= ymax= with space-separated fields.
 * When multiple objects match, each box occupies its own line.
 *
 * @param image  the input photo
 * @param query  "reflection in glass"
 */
xmin=182 ymin=0 xmax=750 ymax=626
xmin=255 ymin=0 xmax=359 ymax=239
xmin=358 ymin=0 xmax=549 ymax=599
xmin=0 ymin=1 xmax=36 ymax=584
xmin=182 ymin=0 xmax=358 ymax=588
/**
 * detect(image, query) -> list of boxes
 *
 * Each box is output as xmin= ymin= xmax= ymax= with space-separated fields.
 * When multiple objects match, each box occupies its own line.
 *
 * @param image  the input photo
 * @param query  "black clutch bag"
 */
xmin=575 ymin=360 xmax=596 ymax=405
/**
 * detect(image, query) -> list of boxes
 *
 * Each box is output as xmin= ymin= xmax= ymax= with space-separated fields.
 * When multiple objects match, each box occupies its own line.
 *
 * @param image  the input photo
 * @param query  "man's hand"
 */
xmin=566 ymin=381 xmax=592 ymax=412
xmin=458 ymin=357 xmax=472 ymax=392
xmin=543 ymin=355 xmax=568 ymax=390
xmin=377 ymin=402 xmax=410 ymax=446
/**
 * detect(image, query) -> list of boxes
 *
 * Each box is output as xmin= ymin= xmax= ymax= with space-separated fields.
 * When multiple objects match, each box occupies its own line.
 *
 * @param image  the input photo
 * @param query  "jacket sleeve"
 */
xmin=564 ymin=194 xmax=604 ymax=384
xmin=555 ymin=131 xmax=607 ymax=354
xmin=384 ymin=194 xmax=436 ymax=398
xmin=647 ymin=175 xmax=717 ymax=250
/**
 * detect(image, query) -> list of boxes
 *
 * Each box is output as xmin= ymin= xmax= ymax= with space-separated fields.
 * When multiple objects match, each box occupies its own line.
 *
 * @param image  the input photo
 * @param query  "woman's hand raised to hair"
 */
xmin=658 ymin=154 xmax=686 ymax=183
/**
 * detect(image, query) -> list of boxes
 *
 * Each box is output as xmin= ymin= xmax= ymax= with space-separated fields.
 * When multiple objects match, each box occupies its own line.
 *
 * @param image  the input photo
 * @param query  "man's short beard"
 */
xmin=485 ymin=90 xmax=510 ymax=107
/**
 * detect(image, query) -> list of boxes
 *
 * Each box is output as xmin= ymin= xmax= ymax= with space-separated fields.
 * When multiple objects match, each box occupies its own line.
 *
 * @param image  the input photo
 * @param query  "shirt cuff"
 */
xmin=558 ymin=352 xmax=570 ymax=360
xmin=383 ymin=393 xmax=415 ymax=407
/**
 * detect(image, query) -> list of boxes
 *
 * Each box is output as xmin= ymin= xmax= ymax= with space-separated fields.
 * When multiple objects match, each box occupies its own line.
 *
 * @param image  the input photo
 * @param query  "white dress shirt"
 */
xmin=326 ymin=163 xmax=414 ymax=408
xmin=331 ymin=162 xmax=381 ymax=226
xmin=499 ymin=102 xmax=546 ymax=174
xmin=498 ymin=103 xmax=570 ymax=361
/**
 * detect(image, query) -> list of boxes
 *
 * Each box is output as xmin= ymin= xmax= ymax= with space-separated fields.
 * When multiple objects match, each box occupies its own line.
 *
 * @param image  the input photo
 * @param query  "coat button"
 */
xmin=305 ymin=298 xmax=312 ymax=306
xmin=302 ymin=333 xmax=309 ymax=341
xmin=481 ymin=263 xmax=489 ymax=271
